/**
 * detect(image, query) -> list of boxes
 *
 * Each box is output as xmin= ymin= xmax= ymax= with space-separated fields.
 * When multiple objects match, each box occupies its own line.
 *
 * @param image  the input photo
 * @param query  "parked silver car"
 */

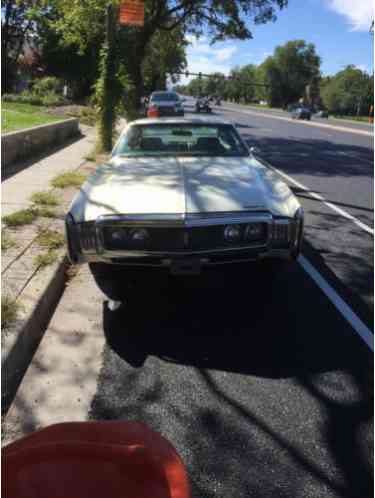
xmin=65 ymin=117 xmax=304 ymax=301
xmin=148 ymin=91 xmax=184 ymax=117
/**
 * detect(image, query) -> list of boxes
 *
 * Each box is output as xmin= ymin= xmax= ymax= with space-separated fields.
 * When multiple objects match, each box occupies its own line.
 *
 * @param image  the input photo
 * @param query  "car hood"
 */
xmin=69 ymin=156 xmax=300 ymax=222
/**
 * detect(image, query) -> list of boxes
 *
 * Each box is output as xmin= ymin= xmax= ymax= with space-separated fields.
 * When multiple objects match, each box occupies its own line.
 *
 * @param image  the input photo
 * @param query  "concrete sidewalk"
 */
xmin=2 ymin=125 xmax=97 ymax=217
xmin=1 ymin=124 xmax=98 ymax=414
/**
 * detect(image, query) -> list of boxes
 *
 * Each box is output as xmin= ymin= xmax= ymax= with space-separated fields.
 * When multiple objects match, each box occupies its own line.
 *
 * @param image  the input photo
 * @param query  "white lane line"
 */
xmin=299 ymin=255 xmax=374 ymax=351
xmin=223 ymin=105 xmax=374 ymax=137
xmin=265 ymin=163 xmax=374 ymax=235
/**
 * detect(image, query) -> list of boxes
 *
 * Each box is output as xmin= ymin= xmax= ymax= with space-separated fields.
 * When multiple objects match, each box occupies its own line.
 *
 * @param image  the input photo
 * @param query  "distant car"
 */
xmin=291 ymin=107 xmax=311 ymax=120
xmin=65 ymin=117 xmax=304 ymax=302
xmin=147 ymin=91 xmax=184 ymax=117
xmin=315 ymin=110 xmax=329 ymax=118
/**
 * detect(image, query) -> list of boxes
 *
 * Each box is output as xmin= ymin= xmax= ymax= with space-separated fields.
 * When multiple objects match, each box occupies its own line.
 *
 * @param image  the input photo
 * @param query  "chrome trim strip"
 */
xmin=95 ymin=211 xmax=273 ymax=227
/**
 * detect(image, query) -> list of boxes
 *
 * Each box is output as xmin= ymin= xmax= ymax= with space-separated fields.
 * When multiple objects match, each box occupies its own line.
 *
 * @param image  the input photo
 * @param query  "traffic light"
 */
xmin=185 ymin=71 xmax=189 ymax=78
xmin=198 ymin=72 xmax=202 ymax=80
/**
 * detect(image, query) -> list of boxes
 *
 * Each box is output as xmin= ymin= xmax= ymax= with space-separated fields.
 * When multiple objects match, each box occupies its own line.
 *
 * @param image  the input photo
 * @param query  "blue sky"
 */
xmin=181 ymin=0 xmax=374 ymax=83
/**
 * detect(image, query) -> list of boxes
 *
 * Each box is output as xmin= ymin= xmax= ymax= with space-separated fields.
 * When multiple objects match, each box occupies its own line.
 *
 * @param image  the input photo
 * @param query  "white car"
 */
xmin=66 ymin=118 xmax=304 ymax=301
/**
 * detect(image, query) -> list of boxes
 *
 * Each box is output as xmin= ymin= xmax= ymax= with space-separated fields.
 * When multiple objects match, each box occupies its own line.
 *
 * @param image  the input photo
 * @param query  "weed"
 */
xmin=51 ymin=171 xmax=86 ymax=189
xmin=36 ymin=229 xmax=65 ymax=250
xmin=34 ymin=207 xmax=59 ymax=218
xmin=2 ymin=208 xmax=37 ymax=227
xmin=2 ymin=295 xmax=21 ymax=330
xmin=1 ymin=230 xmax=16 ymax=251
xmin=31 ymin=191 xmax=60 ymax=206
xmin=33 ymin=251 xmax=58 ymax=268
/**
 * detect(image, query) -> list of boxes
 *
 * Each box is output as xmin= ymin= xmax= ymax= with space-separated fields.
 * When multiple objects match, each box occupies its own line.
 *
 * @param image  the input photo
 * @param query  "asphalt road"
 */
xmin=219 ymin=102 xmax=374 ymax=133
xmin=7 ymin=102 xmax=374 ymax=498
xmin=88 ymin=103 xmax=373 ymax=497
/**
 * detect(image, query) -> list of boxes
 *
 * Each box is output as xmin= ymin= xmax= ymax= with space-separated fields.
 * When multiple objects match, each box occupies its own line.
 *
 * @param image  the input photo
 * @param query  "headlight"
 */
xmin=110 ymin=228 xmax=127 ymax=242
xmin=223 ymin=224 xmax=241 ymax=242
xmin=245 ymin=223 xmax=263 ymax=240
xmin=130 ymin=228 xmax=149 ymax=243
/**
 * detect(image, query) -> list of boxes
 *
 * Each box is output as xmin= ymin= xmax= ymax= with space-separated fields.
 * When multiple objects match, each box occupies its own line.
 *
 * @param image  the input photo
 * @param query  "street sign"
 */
xmin=119 ymin=0 xmax=144 ymax=27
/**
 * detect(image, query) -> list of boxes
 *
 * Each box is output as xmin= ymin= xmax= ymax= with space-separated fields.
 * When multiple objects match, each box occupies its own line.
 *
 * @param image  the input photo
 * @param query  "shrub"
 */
xmin=2 ymin=208 xmax=38 ymax=227
xmin=2 ymin=295 xmax=21 ymax=330
xmin=51 ymin=171 xmax=87 ymax=189
xmin=31 ymin=191 xmax=60 ymax=206
xmin=32 ymin=77 xmax=62 ymax=96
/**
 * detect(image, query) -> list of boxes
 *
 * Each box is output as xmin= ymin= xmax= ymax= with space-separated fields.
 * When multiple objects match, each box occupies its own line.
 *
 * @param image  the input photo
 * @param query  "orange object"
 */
xmin=2 ymin=421 xmax=191 ymax=498
xmin=147 ymin=106 xmax=160 ymax=118
xmin=119 ymin=0 xmax=144 ymax=27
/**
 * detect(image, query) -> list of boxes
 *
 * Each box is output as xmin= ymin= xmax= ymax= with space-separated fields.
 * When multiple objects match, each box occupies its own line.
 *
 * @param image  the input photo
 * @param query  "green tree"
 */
xmin=1 ymin=0 xmax=46 ymax=91
xmin=260 ymin=40 xmax=321 ymax=107
xmin=51 ymin=0 xmax=288 ymax=114
xmin=142 ymin=26 xmax=187 ymax=94
xmin=321 ymin=66 xmax=373 ymax=116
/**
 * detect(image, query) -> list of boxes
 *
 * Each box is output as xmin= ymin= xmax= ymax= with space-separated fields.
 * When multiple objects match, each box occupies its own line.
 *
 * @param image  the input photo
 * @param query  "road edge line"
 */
xmin=298 ymin=255 xmax=373 ymax=351
xmin=263 ymin=161 xmax=374 ymax=236
xmin=223 ymin=105 xmax=373 ymax=137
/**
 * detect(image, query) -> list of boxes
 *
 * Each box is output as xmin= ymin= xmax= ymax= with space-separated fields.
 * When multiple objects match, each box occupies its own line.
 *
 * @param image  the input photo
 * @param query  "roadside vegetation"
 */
xmin=2 ymin=102 xmax=64 ymax=134
xmin=33 ymin=251 xmax=59 ymax=269
xmin=36 ymin=229 xmax=65 ymax=250
xmin=1 ymin=230 xmax=17 ymax=251
xmin=31 ymin=191 xmax=60 ymax=207
xmin=51 ymin=171 xmax=87 ymax=189
xmin=2 ymin=208 xmax=38 ymax=227
xmin=2 ymin=295 xmax=21 ymax=330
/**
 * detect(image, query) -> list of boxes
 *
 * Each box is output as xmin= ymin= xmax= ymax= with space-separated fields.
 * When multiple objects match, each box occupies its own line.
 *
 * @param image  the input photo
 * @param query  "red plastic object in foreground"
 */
xmin=147 ymin=106 xmax=160 ymax=118
xmin=2 ymin=421 xmax=191 ymax=498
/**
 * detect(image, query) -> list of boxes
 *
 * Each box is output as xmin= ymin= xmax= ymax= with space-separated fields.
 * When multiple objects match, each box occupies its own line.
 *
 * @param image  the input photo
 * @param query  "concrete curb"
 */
xmin=2 ymin=118 xmax=80 ymax=169
xmin=1 ymin=252 xmax=70 ymax=415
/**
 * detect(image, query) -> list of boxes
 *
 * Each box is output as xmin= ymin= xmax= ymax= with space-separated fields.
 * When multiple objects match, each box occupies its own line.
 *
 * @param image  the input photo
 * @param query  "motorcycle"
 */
xmin=195 ymin=97 xmax=212 ymax=113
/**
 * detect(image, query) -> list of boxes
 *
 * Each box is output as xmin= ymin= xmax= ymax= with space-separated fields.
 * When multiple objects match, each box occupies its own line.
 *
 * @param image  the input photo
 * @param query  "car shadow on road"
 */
xmin=101 ymin=261 xmax=368 ymax=378
xmin=93 ymin=260 xmax=373 ymax=498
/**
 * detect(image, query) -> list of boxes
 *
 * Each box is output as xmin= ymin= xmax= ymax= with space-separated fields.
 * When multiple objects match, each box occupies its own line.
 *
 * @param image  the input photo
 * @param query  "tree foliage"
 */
xmin=320 ymin=66 xmax=373 ymax=115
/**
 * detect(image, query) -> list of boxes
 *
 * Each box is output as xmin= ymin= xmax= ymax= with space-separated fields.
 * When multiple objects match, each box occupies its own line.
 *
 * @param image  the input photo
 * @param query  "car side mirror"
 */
xmin=250 ymin=146 xmax=260 ymax=155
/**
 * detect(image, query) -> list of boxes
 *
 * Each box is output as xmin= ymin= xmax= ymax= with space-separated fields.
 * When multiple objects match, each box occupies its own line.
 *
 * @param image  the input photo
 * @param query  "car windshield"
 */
xmin=151 ymin=93 xmax=179 ymax=102
xmin=112 ymin=123 xmax=249 ymax=158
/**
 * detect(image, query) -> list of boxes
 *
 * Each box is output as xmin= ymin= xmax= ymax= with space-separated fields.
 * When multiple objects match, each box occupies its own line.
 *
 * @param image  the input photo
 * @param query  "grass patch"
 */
xmin=36 ymin=229 xmax=65 ymax=250
xmin=332 ymin=115 xmax=371 ymax=123
xmin=2 ymin=102 xmax=63 ymax=134
xmin=33 ymin=250 xmax=59 ymax=269
xmin=2 ymin=295 xmax=21 ymax=330
xmin=34 ymin=206 xmax=59 ymax=218
xmin=2 ymin=208 xmax=38 ymax=227
xmin=51 ymin=171 xmax=86 ymax=189
xmin=1 ymin=230 xmax=17 ymax=251
xmin=31 ymin=191 xmax=60 ymax=206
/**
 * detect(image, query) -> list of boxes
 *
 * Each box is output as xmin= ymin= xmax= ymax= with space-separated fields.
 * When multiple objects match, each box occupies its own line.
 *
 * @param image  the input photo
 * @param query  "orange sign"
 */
xmin=119 ymin=0 xmax=144 ymax=26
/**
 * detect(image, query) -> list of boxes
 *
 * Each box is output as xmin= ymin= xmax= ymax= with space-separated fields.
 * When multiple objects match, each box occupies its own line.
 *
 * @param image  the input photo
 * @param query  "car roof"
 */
xmin=129 ymin=117 xmax=233 ymax=126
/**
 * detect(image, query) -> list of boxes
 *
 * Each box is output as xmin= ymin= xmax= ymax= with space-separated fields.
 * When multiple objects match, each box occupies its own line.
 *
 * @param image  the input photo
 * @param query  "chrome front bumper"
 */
xmin=66 ymin=210 xmax=303 ymax=268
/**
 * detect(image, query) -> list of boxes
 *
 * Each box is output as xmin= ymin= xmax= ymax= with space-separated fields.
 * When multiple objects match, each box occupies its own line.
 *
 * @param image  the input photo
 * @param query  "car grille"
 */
xmin=156 ymin=106 xmax=177 ymax=116
xmin=102 ymin=224 xmax=268 ymax=253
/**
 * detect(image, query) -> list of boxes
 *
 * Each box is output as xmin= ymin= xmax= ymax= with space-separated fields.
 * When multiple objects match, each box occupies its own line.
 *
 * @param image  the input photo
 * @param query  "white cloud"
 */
xmin=215 ymin=46 xmax=238 ymax=61
xmin=325 ymin=0 xmax=374 ymax=31
xmin=354 ymin=64 xmax=370 ymax=73
xmin=178 ymin=36 xmax=237 ymax=83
